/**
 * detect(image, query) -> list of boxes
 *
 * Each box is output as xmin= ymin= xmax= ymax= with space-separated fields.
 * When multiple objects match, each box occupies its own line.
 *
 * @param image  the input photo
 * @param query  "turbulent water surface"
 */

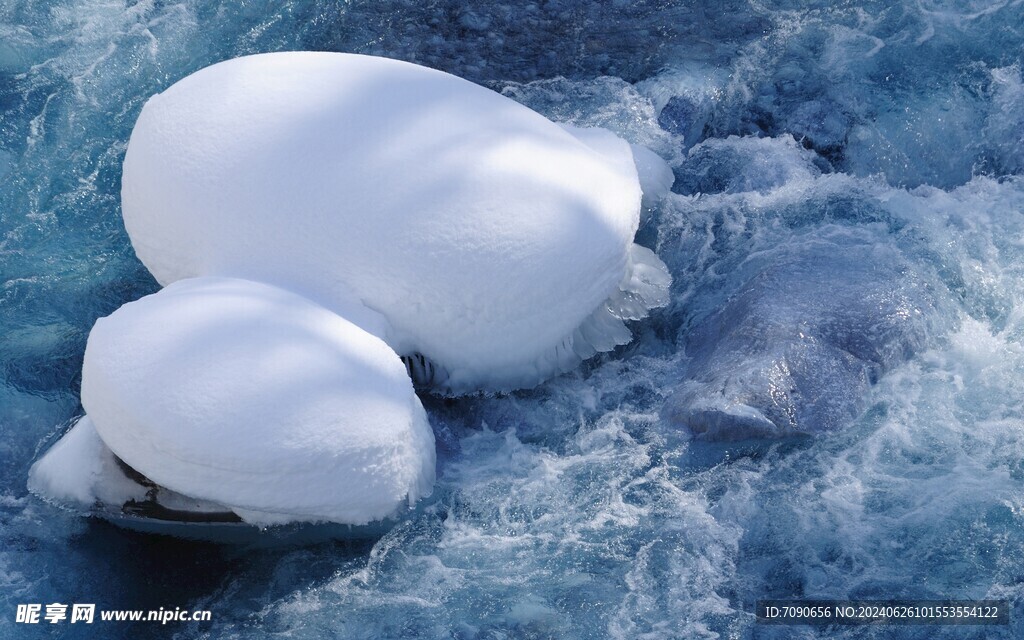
xmin=2 ymin=1 xmax=1024 ymax=638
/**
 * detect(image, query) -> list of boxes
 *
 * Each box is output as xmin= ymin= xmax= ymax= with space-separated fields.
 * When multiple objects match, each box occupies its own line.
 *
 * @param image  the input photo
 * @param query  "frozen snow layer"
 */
xmin=28 ymin=416 xmax=148 ymax=510
xmin=80 ymin=277 xmax=435 ymax=526
xmin=122 ymin=51 xmax=669 ymax=394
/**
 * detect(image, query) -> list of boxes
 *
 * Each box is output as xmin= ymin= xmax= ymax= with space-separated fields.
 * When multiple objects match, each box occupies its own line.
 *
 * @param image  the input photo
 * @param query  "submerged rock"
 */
xmin=663 ymin=228 xmax=943 ymax=440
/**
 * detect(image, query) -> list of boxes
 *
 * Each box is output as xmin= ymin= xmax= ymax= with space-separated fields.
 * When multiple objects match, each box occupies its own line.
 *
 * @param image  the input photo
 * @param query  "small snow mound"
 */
xmin=28 ymin=416 xmax=147 ymax=509
xmin=80 ymin=277 xmax=435 ymax=526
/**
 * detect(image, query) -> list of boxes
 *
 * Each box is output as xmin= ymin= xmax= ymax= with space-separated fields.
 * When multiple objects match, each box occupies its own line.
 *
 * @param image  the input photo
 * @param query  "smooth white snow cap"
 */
xmin=80 ymin=277 xmax=435 ymax=526
xmin=122 ymin=51 xmax=666 ymax=393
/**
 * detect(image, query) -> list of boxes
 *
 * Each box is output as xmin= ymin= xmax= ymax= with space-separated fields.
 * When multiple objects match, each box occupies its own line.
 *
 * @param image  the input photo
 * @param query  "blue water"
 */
xmin=2 ymin=1 xmax=1024 ymax=638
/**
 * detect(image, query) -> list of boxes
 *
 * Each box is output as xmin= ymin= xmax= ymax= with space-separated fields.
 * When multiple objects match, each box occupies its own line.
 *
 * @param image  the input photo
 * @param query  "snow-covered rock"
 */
xmin=77 ymin=277 xmax=435 ymax=526
xmin=122 ymin=51 xmax=670 ymax=393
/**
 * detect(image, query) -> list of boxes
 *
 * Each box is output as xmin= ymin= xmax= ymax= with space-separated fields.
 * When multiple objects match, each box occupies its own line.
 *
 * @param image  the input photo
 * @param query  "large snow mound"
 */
xmin=122 ymin=51 xmax=668 ymax=393
xmin=80 ymin=277 xmax=436 ymax=526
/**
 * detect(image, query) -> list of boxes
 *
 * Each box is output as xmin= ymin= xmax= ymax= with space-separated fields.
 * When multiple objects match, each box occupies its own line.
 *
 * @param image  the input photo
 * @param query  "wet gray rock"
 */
xmin=663 ymin=231 xmax=944 ymax=440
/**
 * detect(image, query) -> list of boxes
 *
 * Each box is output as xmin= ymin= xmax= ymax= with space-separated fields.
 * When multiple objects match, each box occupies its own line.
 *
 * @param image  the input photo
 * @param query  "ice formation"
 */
xmin=54 ymin=277 xmax=436 ymax=526
xmin=121 ymin=51 xmax=671 ymax=393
